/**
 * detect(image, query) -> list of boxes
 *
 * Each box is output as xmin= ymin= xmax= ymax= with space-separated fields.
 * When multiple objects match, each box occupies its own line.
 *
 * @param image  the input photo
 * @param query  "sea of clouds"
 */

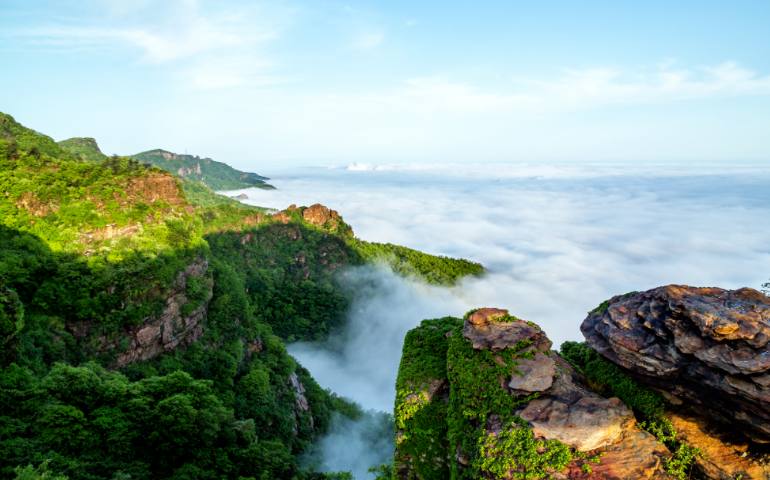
xmin=228 ymin=162 xmax=770 ymax=478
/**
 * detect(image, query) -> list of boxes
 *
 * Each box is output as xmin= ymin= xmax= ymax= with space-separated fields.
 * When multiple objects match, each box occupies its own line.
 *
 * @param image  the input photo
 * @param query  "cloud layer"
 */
xmin=238 ymin=162 xmax=770 ymax=407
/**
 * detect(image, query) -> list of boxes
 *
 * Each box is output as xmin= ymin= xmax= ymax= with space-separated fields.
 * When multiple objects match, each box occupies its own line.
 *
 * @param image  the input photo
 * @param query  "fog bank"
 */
xmin=245 ymin=162 xmax=770 ymax=478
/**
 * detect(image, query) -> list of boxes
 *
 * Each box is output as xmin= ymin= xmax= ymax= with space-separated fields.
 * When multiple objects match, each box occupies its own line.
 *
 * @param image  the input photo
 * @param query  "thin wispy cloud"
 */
xmin=371 ymin=62 xmax=770 ymax=113
xmin=5 ymin=0 xmax=284 ymax=89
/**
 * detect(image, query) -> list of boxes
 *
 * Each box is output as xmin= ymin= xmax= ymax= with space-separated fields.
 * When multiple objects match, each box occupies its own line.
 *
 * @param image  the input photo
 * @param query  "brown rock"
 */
xmin=560 ymin=427 xmax=671 ymax=479
xmin=581 ymin=285 xmax=770 ymax=442
xmin=462 ymin=309 xmax=552 ymax=351
xmin=463 ymin=308 xmax=673 ymax=479
xmin=521 ymin=393 xmax=633 ymax=451
xmin=302 ymin=203 xmax=336 ymax=227
xmin=508 ymin=349 xmax=556 ymax=393
xmin=667 ymin=406 xmax=770 ymax=480
xmin=272 ymin=211 xmax=292 ymax=224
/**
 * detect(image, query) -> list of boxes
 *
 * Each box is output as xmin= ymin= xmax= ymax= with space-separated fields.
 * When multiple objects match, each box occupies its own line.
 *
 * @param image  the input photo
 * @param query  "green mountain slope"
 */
xmin=1 ymin=114 xmax=79 ymax=162
xmin=131 ymin=148 xmax=275 ymax=191
xmin=57 ymin=137 xmax=266 ymax=209
xmin=0 ymin=112 xmax=355 ymax=480
xmin=56 ymin=137 xmax=107 ymax=163
xmin=0 ymin=111 xmax=484 ymax=480
xmin=179 ymin=177 xmax=263 ymax=209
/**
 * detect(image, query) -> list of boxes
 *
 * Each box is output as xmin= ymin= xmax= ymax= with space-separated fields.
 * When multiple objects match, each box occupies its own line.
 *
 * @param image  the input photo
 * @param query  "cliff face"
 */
xmin=66 ymin=256 xmax=213 ymax=369
xmin=581 ymin=285 xmax=770 ymax=479
xmin=394 ymin=309 xmax=673 ymax=480
xmin=582 ymin=286 xmax=770 ymax=441
xmin=13 ymin=172 xmax=186 ymax=216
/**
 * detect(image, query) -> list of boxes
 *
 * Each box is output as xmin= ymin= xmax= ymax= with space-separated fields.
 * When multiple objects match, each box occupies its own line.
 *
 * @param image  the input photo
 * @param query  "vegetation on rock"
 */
xmin=394 ymin=316 xmax=460 ymax=480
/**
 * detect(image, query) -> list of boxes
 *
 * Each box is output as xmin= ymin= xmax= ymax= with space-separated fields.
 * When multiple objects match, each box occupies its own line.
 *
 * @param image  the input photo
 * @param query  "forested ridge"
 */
xmin=0 ymin=111 xmax=484 ymax=480
xmin=130 ymin=149 xmax=274 ymax=191
xmin=57 ymin=137 xmax=268 ymax=210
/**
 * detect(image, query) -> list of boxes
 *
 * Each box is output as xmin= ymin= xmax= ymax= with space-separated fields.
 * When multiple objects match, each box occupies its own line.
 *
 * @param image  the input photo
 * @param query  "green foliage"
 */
xmin=475 ymin=420 xmax=572 ymax=480
xmin=0 ymin=281 xmax=24 ymax=366
xmin=392 ymin=316 xmax=580 ymax=480
xmin=664 ymin=443 xmax=704 ymax=480
xmin=559 ymin=341 xmax=667 ymax=420
xmin=350 ymin=241 xmax=483 ymax=286
xmin=393 ymin=317 xmax=460 ymax=480
xmin=0 ymin=110 xmax=490 ymax=480
xmin=13 ymin=461 xmax=67 ymax=480
xmin=203 ymin=218 xmax=356 ymax=343
xmin=447 ymin=326 xmax=548 ymax=479
xmin=179 ymin=178 xmax=262 ymax=209
xmin=131 ymin=149 xmax=274 ymax=191
xmin=367 ymin=461 xmax=394 ymax=480
xmin=0 ymin=114 xmax=79 ymax=163
xmin=56 ymin=138 xmax=106 ymax=164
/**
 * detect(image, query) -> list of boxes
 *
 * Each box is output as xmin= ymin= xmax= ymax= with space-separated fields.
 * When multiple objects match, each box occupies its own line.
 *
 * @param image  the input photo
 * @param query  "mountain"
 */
xmin=131 ymin=148 xmax=275 ymax=191
xmin=0 ymin=110 xmax=484 ymax=480
xmin=57 ymin=138 xmax=269 ymax=209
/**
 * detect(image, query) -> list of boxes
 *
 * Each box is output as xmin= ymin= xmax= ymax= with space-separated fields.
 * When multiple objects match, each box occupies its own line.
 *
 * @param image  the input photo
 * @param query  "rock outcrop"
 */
xmin=267 ymin=204 xmax=351 ymax=236
xmin=302 ymin=203 xmax=340 ymax=227
xmin=67 ymin=257 xmax=213 ymax=369
xmin=464 ymin=310 xmax=671 ymax=480
xmin=395 ymin=309 xmax=673 ymax=480
xmin=581 ymin=285 xmax=770 ymax=444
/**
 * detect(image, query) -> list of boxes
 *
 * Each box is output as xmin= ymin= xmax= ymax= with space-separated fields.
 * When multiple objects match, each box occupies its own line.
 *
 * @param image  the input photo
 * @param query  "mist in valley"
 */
xmin=244 ymin=162 xmax=770 ymax=478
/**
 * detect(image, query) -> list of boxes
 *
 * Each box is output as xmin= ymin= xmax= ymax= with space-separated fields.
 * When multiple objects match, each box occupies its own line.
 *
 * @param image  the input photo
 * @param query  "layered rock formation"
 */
xmin=395 ymin=309 xmax=673 ymax=480
xmin=582 ymin=286 xmax=770 ymax=443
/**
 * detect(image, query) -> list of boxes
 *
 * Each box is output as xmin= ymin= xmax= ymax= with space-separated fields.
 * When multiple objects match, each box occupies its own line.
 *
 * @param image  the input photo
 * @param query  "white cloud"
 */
xmin=267 ymin=162 xmax=770 ymax=474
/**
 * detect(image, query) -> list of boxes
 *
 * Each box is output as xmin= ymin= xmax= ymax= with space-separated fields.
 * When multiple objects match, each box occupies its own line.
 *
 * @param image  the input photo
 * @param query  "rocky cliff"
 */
xmin=581 ymin=285 xmax=770 ymax=479
xmin=395 ymin=309 xmax=674 ymax=480
xmin=66 ymin=256 xmax=213 ymax=369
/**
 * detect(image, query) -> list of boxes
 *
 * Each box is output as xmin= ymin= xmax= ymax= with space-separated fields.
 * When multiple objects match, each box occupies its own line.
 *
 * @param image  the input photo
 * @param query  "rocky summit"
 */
xmin=582 ymin=285 xmax=770 ymax=444
xmin=394 ymin=309 xmax=673 ymax=480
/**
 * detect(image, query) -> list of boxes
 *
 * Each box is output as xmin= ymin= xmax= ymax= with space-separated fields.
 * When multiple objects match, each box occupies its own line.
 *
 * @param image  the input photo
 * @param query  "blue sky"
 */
xmin=1 ymin=0 xmax=769 ymax=167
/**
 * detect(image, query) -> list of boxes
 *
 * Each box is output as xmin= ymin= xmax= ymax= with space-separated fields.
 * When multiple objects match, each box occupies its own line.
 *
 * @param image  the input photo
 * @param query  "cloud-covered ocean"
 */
xmin=229 ymin=162 xmax=770 ymax=477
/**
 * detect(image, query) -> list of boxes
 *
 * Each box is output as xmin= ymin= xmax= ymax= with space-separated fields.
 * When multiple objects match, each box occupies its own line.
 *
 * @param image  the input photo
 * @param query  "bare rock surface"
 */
xmin=463 ymin=308 xmax=553 ymax=351
xmin=302 ymin=203 xmax=340 ymax=227
xmin=581 ymin=285 xmax=770 ymax=443
xmin=508 ymin=349 xmax=556 ymax=393
xmin=667 ymin=406 xmax=770 ymax=480
xmin=462 ymin=309 xmax=672 ymax=479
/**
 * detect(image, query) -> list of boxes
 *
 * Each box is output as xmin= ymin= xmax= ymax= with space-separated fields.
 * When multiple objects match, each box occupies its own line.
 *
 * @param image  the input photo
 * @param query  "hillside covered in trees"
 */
xmin=131 ymin=149 xmax=274 ymax=191
xmin=0 ymin=111 xmax=484 ymax=480
xmin=57 ymin=137 xmax=272 ymax=209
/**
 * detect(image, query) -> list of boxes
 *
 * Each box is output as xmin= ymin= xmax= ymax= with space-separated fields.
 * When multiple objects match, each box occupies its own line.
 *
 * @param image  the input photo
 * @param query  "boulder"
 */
xmin=461 ymin=309 xmax=672 ymax=479
xmin=302 ymin=203 xmax=339 ymax=227
xmin=462 ymin=308 xmax=553 ymax=351
xmin=581 ymin=285 xmax=770 ymax=443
